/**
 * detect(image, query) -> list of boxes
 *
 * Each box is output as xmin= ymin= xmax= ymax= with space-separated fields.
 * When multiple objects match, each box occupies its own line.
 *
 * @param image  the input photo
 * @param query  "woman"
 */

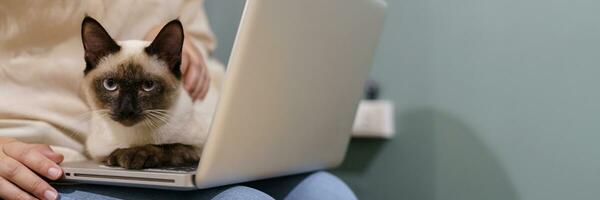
xmin=0 ymin=1 xmax=356 ymax=199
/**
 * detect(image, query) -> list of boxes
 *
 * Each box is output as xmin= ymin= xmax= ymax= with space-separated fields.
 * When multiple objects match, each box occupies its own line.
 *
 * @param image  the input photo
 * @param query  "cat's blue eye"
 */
xmin=142 ymin=80 xmax=156 ymax=92
xmin=103 ymin=78 xmax=118 ymax=91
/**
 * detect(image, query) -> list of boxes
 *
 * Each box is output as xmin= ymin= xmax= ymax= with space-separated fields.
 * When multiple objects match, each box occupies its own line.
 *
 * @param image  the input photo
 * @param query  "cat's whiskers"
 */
xmin=67 ymin=109 xmax=111 ymax=137
xmin=142 ymin=113 xmax=159 ymax=130
xmin=149 ymin=113 xmax=170 ymax=125
xmin=145 ymin=113 xmax=177 ymax=139
xmin=145 ymin=110 xmax=172 ymax=125
xmin=141 ymin=116 xmax=153 ymax=130
xmin=143 ymin=110 xmax=190 ymax=137
xmin=142 ymin=110 xmax=171 ymax=132
xmin=116 ymin=109 xmax=191 ymax=143
xmin=76 ymin=109 xmax=110 ymax=121
xmin=148 ymin=116 xmax=161 ymax=130
xmin=92 ymin=109 xmax=112 ymax=120
xmin=146 ymin=114 xmax=162 ymax=128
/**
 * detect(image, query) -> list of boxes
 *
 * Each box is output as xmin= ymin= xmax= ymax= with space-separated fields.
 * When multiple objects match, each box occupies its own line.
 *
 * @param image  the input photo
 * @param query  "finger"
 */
xmin=197 ymin=81 xmax=209 ymax=100
xmin=192 ymin=69 xmax=207 ymax=100
xmin=3 ymin=143 xmax=63 ymax=180
xmin=195 ymin=58 xmax=209 ymax=96
xmin=39 ymin=150 xmax=64 ymax=164
xmin=191 ymin=82 xmax=203 ymax=100
xmin=0 ymin=156 xmax=58 ymax=200
xmin=197 ymin=70 xmax=211 ymax=100
xmin=198 ymin=63 xmax=211 ymax=99
xmin=181 ymin=51 xmax=191 ymax=75
xmin=35 ymin=145 xmax=64 ymax=164
xmin=192 ymin=73 xmax=208 ymax=100
xmin=184 ymin=63 xmax=201 ymax=95
xmin=189 ymin=60 xmax=206 ymax=99
xmin=0 ymin=177 xmax=36 ymax=200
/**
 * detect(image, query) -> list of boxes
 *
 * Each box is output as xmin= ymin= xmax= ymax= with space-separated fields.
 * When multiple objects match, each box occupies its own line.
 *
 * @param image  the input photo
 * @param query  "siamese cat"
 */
xmin=80 ymin=17 xmax=218 ymax=169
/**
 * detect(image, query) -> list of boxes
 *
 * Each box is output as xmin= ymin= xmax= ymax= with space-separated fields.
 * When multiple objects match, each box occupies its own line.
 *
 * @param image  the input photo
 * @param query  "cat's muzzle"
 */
xmin=111 ymin=112 xmax=143 ymax=127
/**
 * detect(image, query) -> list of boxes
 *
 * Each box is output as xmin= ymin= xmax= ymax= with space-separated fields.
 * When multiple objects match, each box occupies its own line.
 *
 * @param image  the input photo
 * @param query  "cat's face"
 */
xmin=81 ymin=17 xmax=184 ymax=127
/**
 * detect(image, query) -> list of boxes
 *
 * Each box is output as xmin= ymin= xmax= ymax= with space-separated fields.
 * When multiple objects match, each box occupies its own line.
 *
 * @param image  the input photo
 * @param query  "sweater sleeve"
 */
xmin=178 ymin=0 xmax=217 ymax=59
xmin=0 ymin=119 xmax=87 ymax=162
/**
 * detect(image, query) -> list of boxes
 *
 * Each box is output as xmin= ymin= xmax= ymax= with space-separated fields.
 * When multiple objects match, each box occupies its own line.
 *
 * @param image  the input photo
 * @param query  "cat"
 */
xmin=80 ymin=16 xmax=219 ymax=169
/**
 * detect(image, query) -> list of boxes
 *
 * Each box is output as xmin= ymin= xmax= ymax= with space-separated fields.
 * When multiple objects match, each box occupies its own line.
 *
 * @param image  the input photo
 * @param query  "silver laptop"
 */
xmin=60 ymin=0 xmax=386 ymax=190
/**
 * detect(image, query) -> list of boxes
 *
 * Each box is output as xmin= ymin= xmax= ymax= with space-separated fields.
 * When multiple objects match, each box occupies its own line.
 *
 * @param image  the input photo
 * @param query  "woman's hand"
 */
xmin=0 ymin=137 xmax=64 ymax=200
xmin=180 ymin=38 xmax=211 ymax=100
xmin=145 ymin=26 xmax=211 ymax=101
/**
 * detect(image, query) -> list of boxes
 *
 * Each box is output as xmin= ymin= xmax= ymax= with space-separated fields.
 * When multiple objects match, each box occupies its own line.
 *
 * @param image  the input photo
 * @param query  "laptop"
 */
xmin=60 ymin=0 xmax=387 ymax=190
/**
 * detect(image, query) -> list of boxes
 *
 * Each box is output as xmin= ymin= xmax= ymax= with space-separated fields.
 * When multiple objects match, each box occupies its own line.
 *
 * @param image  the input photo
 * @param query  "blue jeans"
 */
xmin=53 ymin=171 xmax=357 ymax=200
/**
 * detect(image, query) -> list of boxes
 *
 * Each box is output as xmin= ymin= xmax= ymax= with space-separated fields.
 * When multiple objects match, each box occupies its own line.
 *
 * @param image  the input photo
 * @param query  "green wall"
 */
xmin=206 ymin=0 xmax=600 ymax=199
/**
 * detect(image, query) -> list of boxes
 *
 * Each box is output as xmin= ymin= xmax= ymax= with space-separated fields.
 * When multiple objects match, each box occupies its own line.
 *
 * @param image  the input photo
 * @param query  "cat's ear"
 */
xmin=145 ymin=19 xmax=184 ymax=79
xmin=81 ymin=16 xmax=120 ymax=74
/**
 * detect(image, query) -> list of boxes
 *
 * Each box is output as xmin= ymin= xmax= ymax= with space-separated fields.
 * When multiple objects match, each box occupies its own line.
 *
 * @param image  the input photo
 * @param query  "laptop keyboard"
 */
xmin=99 ymin=164 xmax=198 ymax=173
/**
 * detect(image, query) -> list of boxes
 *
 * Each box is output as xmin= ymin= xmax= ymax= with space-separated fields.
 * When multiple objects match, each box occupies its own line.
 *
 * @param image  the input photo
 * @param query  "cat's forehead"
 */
xmin=110 ymin=62 xmax=153 ymax=80
xmin=90 ymin=40 xmax=169 ymax=78
xmin=116 ymin=40 xmax=152 ymax=55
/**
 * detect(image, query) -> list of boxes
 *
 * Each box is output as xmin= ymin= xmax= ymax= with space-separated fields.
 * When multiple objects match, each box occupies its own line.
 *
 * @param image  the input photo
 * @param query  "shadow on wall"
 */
xmin=204 ymin=0 xmax=245 ymax=65
xmin=334 ymin=108 xmax=519 ymax=200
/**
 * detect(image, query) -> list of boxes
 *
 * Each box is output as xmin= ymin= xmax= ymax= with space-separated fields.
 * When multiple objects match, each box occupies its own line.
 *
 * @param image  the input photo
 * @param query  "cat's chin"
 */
xmin=114 ymin=118 xmax=142 ymax=127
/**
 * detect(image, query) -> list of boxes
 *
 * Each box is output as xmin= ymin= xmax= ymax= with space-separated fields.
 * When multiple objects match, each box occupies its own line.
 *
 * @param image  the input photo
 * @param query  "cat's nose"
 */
xmin=119 ymin=109 xmax=137 ymax=117
xmin=113 ymin=105 xmax=141 ymax=127
xmin=117 ymin=104 xmax=139 ymax=117
xmin=115 ymin=94 xmax=140 ymax=118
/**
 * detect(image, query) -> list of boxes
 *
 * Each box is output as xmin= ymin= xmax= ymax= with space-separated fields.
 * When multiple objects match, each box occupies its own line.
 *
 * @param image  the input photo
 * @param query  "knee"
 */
xmin=212 ymin=186 xmax=274 ymax=200
xmin=285 ymin=171 xmax=357 ymax=200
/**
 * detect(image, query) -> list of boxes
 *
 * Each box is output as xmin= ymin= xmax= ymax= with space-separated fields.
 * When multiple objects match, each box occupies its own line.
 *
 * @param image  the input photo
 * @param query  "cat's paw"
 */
xmin=164 ymin=144 xmax=200 ymax=166
xmin=106 ymin=145 xmax=163 ymax=169
xmin=105 ymin=143 xmax=199 ymax=169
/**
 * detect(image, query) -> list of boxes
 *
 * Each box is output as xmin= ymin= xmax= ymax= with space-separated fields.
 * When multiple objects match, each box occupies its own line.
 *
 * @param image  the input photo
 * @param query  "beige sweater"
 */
xmin=0 ymin=0 xmax=221 ymax=161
